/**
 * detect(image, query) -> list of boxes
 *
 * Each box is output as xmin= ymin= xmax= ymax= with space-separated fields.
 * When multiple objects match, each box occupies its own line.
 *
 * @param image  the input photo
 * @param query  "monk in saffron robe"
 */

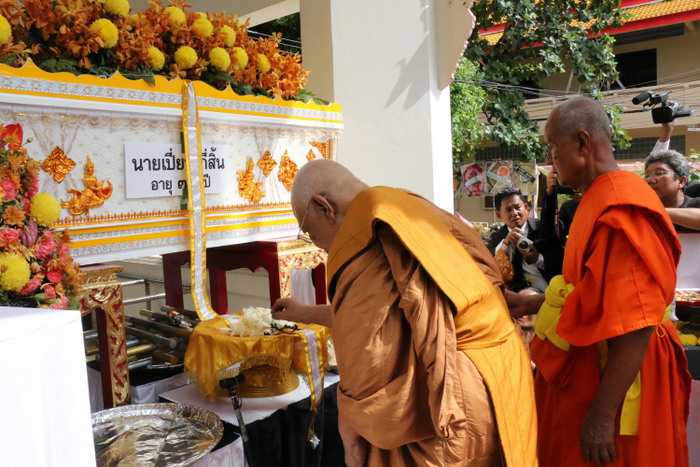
xmin=273 ymin=160 xmax=537 ymax=466
xmin=508 ymin=97 xmax=691 ymax=466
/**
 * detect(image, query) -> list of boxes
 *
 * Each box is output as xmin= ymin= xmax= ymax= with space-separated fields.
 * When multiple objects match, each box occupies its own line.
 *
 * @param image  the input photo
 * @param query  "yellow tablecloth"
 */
xmin=185 ymin=316 xmax=329 ymax=401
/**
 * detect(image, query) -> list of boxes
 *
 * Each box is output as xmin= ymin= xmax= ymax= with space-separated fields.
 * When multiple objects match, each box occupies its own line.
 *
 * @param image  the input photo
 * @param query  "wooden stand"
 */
xmin=79 ymin=264 xmax=130 ymax=408
xmin=162 ymin=238 xmax=328 ymax=313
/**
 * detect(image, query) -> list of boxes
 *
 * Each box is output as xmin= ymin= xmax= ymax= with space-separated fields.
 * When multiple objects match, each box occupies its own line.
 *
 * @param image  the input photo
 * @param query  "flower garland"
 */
xmin=0 ymin=123 xmax=82 ymax=309
xmin=0 ymin=0 xmax=310 ymax=100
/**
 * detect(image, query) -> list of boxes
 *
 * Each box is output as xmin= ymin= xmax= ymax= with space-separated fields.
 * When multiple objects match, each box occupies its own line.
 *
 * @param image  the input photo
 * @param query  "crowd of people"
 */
xmin=271 ymin=97 xmax=693 ymax=466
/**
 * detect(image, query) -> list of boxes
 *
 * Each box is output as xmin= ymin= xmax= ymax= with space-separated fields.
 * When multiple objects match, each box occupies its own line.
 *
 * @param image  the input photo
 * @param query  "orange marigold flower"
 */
xmin=3 ymin=204 xmax=25 ymax=226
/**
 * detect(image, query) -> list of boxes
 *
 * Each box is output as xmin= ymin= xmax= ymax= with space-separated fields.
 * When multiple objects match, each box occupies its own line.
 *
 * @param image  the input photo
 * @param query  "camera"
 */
xmin=517 ymin=237 xmax=534 ymax=253
xmin=632 ymin=90 xmax=694 ymax=124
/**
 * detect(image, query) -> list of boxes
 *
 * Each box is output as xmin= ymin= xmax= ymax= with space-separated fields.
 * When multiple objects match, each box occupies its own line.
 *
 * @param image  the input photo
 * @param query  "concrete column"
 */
xmin=301 ymin=0 xmax=458 ymax=210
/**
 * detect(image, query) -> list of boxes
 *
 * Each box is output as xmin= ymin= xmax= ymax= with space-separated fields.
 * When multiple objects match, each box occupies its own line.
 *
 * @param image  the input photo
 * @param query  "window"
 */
xmin=614 ymin=49 xmax=657 ymax=89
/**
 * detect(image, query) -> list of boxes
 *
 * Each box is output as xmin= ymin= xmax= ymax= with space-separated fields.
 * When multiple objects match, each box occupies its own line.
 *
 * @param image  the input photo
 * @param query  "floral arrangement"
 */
xmin=0 ymin=0 xmax=311 ymax=100
xmin=0 ymin=123 xmax=82 ymax=309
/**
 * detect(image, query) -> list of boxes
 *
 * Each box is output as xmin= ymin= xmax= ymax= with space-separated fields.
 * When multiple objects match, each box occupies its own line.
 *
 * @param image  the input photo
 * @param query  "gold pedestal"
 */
xmin=239 ymin=365 xmax=300 ymax=398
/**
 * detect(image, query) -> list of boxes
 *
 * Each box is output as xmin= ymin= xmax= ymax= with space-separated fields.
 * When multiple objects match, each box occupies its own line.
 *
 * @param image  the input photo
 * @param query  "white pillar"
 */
xmin=301 ymin=0 xmax=456 ymax=210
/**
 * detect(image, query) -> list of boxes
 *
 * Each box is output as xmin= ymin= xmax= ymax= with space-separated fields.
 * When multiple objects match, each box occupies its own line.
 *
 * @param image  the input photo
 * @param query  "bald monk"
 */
xmin=272 ymin=160 xmax=537 ymax=467
xmin=508 ymin=97 xmax=691 ymax=466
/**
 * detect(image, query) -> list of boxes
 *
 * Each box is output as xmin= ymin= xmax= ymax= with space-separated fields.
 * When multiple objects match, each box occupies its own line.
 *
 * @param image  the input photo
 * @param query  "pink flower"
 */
xmin=59 ymin=244 xmax=70 ymax=258
xmin=26 ymin=175 xmax=39 ymax=198
xmin=43 ymin=284 xmax=56 ymax=299
xmin=0 ymin=179 xmax=18 ymax=201
xmin=46 ymin=270 xmax=63 ymax=283
xmin=35 ymin=232 xmax=57 ymax=260
xmin=20 ymin=221 xmax=38 ymax=247
xmin=50 ymin=295 xmax=70 ymax=310
xmin=20 ymin=276 xmax=42 ymax=295
xmin=0 ymin=228 xmax=20 ymax=247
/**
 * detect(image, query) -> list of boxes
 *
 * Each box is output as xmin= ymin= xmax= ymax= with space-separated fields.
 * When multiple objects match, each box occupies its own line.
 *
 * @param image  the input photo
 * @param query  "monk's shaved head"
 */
xmin=291 ymin=160 xmax=368 ymax=250
xmin=549 ymin=96 xmax=612 ymax=144
xmin=545 ymin=96 xmax=618 ymax=191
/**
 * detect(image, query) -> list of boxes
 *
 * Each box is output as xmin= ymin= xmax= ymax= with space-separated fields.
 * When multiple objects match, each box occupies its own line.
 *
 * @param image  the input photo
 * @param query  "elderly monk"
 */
xmin=272 ymin=160 xmax=537 ymax=467
xmin=508 ymin=97 xmax=691 ymax=467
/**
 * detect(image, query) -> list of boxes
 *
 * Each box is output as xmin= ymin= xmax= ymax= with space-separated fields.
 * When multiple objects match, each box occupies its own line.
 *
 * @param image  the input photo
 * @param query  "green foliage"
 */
xmin=688 ymin=150 xmax=700 ymax=184
xmin=462 ymin=0 xmax=630 ymax=161
xmin=450 ymin=58 xmax=486 ymax=169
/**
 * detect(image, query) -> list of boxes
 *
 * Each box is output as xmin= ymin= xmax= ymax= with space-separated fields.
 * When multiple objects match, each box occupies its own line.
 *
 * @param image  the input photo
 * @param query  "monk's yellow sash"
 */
xmin=535 ymin=275 xmax=671 ymax=436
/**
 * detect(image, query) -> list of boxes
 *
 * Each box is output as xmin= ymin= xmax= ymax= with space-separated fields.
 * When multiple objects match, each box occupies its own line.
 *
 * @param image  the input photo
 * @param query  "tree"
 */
xmin=451 ymin=58 xmax=486 ymax=171
xmin=458 ymin=0 xmax=630 ymax=161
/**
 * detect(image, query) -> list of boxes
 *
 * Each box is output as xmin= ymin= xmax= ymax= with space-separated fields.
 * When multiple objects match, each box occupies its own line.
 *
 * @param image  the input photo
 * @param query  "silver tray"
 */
xmin=92 ymin=403 xmax=223 ymax=467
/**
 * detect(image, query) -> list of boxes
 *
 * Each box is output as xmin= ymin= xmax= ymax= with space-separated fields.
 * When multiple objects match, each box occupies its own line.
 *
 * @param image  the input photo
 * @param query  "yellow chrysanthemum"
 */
xmin=195 ymin=12 xmax=207 ymax=19
xmin=257 ymin=53 xmax=271 ymax=73
xmin=147 ymin=46 xmax=165 ymax=71
xmin=128 ymin=13 xmax=140 ymax=25
xmin=0 ymin=15 xmax=11 ymax=46
xmin=209 ymin=47 xmax=230 ymax=72
xmin=89 ymin=18 xmax=119 ymax=48
xmin=164 ymin=6 xmax=186 ymax=28
xmin=231 ymin=47 xmax=248 ymax=70
xmin=0 ymin=253 xmax=30 ymax=292
xmin=104 ymin=0 xmax=130 ymax=17
xmin=30 ymin=192 xmax=61 ymax=227
xmin=192 ymin=17 xmax=213 ymax=38
xmin=220 ymin=25 xmax=236 ymax=47
xmin=174 ymin=46 xmax=198 ymax=70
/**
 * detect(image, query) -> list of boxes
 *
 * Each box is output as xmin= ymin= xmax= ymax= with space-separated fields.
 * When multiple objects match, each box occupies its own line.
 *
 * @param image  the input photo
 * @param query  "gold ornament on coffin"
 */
xmin=230 ymin=355 xmax=299 ymax=398
xmin=309 ymin=140 xmax=331 ymax=160
xmin=306 ymin=149 xmax=316 ymax=161
xmin=41 ymin=147 xmax=76 ymax=183
xmin=257 ymin=150 xmax=277 ymax=176
xmin=62 ymin=156 xmax=113 ymax=216
xmin=236 ymin=158 xmax=265 ymax=203
xmin=278 ymin=151 xmax=298 ymax=191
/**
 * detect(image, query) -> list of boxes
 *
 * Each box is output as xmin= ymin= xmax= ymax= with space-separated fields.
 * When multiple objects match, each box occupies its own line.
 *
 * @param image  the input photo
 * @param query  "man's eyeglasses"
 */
xmin=297 ymin=198 xmax=313 ymax=244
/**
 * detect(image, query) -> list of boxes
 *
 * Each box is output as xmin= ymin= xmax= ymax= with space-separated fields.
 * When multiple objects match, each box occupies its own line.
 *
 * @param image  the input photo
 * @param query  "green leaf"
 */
xmin=458 ymin=0 xmax=625 ymax=162
xmin=38 ymin=58 xmax=80 ymax=75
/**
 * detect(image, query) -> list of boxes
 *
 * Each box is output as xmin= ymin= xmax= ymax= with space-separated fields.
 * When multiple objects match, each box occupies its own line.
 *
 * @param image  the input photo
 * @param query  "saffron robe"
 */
xmin=327 ymin=187 xmax=538 ymax=467
xmin=531 ymin=171 xmax=691 ymax=467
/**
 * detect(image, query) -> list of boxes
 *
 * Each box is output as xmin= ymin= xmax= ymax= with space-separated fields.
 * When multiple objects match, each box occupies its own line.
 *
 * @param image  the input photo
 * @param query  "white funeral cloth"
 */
xmin=0 ymin=307 xmax=96 ymax=467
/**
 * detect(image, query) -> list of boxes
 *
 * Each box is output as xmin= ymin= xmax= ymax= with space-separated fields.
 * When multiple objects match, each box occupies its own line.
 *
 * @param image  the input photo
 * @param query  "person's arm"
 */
xmin=504 ymin=288 xmax=544 ymax=318
xmin=651 ymin=122 xmax=673 ymax=153
xmin=580 ymin=327 xmax=654 ymax=464
xmin=271 ymin=298 xmax=332 ymax=327
xmin=540 ymin=170 xmax=560 ymax=239
xmin=666 ymin=207 xmax=700 ymax=230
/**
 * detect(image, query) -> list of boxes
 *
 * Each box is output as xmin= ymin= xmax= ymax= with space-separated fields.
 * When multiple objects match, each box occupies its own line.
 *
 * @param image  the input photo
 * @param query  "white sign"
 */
xmin=124 ymin=143 xmax=235 ymax=199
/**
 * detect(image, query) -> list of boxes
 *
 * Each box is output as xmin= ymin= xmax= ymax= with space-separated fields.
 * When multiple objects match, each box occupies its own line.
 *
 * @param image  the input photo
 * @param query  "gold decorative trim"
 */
xmin=53 ymin=203 xmax=293 ymax=228
xmin=61 ymin=156 xmax=113 ymax=216
xmin=41 ymin=147 xmax=75 ymax=183
xmin=278 ymin=151 xmax=298 ymax=192
xmin=79 ymin=265 xmax=129 ymax=407
xmin=257 ymin=150 xmax=277 ymax=176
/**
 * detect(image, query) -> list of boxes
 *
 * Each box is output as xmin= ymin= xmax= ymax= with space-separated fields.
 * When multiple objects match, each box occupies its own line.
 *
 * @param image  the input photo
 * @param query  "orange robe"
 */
xmin=531 ymin=171 xmax=691 ymax=467
xmin=327 ymin=187 xmax=538 ymax=467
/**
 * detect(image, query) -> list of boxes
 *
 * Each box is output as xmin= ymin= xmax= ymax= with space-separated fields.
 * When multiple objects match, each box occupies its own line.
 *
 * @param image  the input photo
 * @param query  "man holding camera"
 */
xmin=488 ymin=188 xmax=550 ymax=293
xmin=644 ymin=123 xmax=700 ymax=232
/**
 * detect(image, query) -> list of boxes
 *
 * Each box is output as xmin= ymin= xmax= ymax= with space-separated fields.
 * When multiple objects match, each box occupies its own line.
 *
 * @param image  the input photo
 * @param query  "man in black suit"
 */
xmin=488 ymin=188 xmax=550 ymax=293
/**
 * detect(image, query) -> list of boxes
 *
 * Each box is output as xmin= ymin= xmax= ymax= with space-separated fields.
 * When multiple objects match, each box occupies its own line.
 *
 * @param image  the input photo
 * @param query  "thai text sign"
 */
xmin=124 ymin=143 xmax=234 ymax=199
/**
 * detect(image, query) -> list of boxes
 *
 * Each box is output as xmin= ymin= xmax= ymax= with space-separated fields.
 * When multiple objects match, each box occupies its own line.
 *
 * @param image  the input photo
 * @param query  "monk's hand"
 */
xmin=271 ymin=297 xmax=308 ymax=322
xmin=505 ymin=289 xmax=544 ymax=318
xmin=339 ymin=415 xmax=368 ymax=467
xmin=580 ymin=408 xmax=617 ymax=465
